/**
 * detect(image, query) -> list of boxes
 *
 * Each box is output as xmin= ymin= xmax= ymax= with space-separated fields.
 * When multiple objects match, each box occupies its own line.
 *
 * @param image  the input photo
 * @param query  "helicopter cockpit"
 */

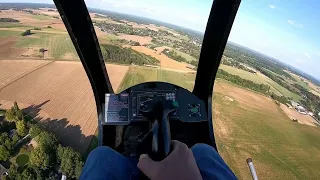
xmin=53 ymin=0 xmax=240 ymax=161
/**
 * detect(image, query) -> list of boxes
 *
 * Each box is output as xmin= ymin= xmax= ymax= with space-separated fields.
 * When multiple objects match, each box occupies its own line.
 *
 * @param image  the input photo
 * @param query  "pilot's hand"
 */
xmin=138 ymin=140 xmax=203 ymax=180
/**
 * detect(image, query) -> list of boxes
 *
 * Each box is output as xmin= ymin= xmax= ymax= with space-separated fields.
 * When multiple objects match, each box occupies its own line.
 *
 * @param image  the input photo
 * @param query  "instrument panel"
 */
xmin=103 ymin=82 xmax=207 ymax=125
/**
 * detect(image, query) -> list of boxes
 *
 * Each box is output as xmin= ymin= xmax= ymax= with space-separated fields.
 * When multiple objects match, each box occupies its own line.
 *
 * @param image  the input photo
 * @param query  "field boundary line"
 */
xmin=0 ymin=60 xmax=54 ymax=90
xmin=115 ymin=65 xmax=132 ymax=93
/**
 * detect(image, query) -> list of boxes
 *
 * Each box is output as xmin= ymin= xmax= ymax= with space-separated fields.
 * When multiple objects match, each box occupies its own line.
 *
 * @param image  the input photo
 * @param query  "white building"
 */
xmin=295 ymin=105 xmax=307 ymax=115
xmin=308 ymin=112 xmax=314 ymax=117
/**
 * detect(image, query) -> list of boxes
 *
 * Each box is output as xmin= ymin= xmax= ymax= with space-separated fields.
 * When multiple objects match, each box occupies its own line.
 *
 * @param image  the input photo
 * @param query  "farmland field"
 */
xmin=219 ymin=65 xmax=302 ymax=101
xmin=213 ymin=80 xmax=320 ymax=179
xmin=0 ymin=60 xmax=129 ymax=153
xmin=118 ymin=66 xmax=195 ymax=92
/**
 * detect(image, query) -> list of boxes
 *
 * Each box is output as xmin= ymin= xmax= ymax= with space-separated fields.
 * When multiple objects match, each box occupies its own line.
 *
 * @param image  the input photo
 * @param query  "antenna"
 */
xmin=247 ymin=158 xmax=258 ymax=180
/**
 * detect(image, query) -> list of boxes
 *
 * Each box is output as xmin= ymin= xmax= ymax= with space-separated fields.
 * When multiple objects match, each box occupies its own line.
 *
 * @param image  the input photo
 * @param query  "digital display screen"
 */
xmin=104 ymin=93 xmax=129 ymax=124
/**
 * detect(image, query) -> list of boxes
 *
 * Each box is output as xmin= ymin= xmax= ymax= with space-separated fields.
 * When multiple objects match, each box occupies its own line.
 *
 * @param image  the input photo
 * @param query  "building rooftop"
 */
xmin=0 ymin=164 xmax=8 ymax=178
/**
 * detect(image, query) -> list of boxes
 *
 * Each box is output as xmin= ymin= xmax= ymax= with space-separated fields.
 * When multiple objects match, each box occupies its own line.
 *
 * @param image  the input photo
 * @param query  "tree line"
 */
xmin=161 ymin=49 xmax=187 ymax=62
xmin=293 ymin=83 xmax=320 ymax=117
xmin=216 ymin=69 xmax=270 ymax=94
xmin=221 ymin=57 xmax=256 ymax=74
xmin=216 ymin=69 xmax=290 ymax=104
xmin=100 ymin=44 xmax=159 ymax=65
xmin=256 ymin=67 xmax=300 ymax=95
xmin=223 ymin=44 xmax=296 ymax=81
xmin=1 ymin=102 xmax=83 ymax=180
xmin=0 ymin=18 xmax=19 ymax=22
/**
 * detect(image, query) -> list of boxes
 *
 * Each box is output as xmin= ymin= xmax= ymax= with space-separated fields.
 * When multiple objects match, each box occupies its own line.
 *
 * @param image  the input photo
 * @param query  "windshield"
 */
xmin=0 ymin=0 xmax=320 ymax=180
xmin=89 ymin=1 xmax=212 ymax=92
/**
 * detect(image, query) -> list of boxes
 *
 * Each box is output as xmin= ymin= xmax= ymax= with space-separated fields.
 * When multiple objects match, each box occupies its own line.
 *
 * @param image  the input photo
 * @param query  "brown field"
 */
xmin=131 ymin=46 xmax=194 ymax=72
xmin=0 ymin=60 xmax=52 ymax=89
xmin=0 ymin=60 xmax=129 ymax=153
xmin=118 ymin=34 xmax=152 ymax=45
xmin=50 ymin=23 xmax=66 ymax=31
xmin=0 ymin=10 xmax=61 ymax=28
xmin=0 ymin=37 xmax=26 ymax=58
xmin=32 ymin=8 xmax=60 ymax=17
xmin=154 ymin=46 xmax=171 ymax=52
xmin=279 ymin=104 xmax=319 ymax=127
xmin=214 ymin=80 xmax=279 ymax=114
xmin=214 ymin=81 xmax=319 ymax=127
xmin=105 ymin=63 xmax=129 ymax=91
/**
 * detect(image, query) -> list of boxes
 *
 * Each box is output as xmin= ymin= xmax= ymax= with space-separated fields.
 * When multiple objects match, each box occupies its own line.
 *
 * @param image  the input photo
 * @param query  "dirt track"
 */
xmin=0 ymin=60 xmax=129 ymax=153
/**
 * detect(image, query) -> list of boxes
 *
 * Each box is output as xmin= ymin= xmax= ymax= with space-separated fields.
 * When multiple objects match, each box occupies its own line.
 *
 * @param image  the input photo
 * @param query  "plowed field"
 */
xmin=0 ymin=60 xmax=129 ymax=153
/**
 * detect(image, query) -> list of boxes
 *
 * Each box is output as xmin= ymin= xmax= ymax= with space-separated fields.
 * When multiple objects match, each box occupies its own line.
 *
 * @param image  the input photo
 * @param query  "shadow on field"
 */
xmin=22 ymin=101 xmax=97 ymax=156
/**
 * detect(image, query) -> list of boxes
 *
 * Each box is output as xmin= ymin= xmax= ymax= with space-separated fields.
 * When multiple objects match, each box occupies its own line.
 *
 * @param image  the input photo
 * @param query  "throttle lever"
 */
xmin=139 ymin=97 xmax=179 ymax=161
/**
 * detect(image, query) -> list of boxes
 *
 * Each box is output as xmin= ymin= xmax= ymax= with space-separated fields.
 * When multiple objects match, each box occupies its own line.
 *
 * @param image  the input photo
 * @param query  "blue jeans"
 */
xmin=81 ymin=144 xmax=237 ymax=180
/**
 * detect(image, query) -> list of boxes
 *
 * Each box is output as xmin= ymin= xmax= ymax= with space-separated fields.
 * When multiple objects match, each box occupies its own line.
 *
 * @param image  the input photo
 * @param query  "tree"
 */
xmin=29 ymin=124 xmax=42 ymax=138
xmin=30 ymin=148 xmax=50 ymax=170
xmin=5 ymin=108 xmax=16 ymax=122
xmin=5 ymin=165 xmax=19 ymax=180
xmin=0 ymin=145 xmax=10 ymax=161
xmin=37 ymin=131 xmax=58 ymax=166
xmin=16 ymin=120 xmax=27 ymax=136
xmin=133 ymin=41 xmax=140 ymax=46
xmin=21 ymin=29 xmax=32 ymax=36
xmin=57 ymin=144 xmax=64 ymax=162
xmin=58 ymin=145 xmax=84 ymax=178
xmin=38 ymin=131 xmax=58 ymax=151
xmin=5 ymin=102 xmax=24 ymax=122
xmin=12 ymin=134 xmax=20 ymax=144
xmin=0 ymin=133 xmax=13 ymax=161
xmin=74 ymin=158 xmax=84 ymax=179
xmin=13 ymin=102 xmax=23 ymax=120
xmin=20 ymin=167 xmax=43 ymax=180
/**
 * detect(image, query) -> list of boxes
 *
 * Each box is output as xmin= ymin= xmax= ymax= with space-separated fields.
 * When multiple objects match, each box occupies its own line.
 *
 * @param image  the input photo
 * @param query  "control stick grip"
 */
xmin=149 ymin=112 xmax=172 ymax=161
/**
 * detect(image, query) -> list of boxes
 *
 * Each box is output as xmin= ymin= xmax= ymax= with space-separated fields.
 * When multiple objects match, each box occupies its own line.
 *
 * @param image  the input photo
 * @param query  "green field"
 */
xmin=0 ymin=30 xmax=21 ymax=37
xmin=173 ymin=49 xmax=197 ymax=62
xmin=213 ymin=81 xmax=320 ymax=179
xmin=117 ymin=66 xmax=195 ymax=92
xmin=219 ymin=65 xmax=302 ymax=101
xmin=0 ymin=22 xmax=27 ymax=28
xmin=5 ymin=30 xmax=78 ymax=59
xmin=29 ymin=14 xmax=52 ymax=20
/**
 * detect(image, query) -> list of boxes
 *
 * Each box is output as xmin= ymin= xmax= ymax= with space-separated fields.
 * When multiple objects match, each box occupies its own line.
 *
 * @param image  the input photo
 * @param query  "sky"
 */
xmin=1 ymin=0 xmax=320 ymax=79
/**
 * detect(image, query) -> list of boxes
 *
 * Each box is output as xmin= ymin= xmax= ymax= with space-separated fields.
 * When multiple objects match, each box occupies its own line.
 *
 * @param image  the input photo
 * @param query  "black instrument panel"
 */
xmin=103 ymin=82 xmax=207 ymax=125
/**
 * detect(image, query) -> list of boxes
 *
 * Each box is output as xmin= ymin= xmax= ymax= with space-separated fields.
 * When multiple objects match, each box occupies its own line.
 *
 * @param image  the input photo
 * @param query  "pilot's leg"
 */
xmin=191 ymin=144 xmax=237 ymax=180
xmin=80 ymin=146 xmax=139 ymax=180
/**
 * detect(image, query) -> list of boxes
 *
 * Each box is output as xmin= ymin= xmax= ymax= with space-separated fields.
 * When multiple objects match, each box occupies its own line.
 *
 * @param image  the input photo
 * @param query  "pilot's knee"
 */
xmin=191 ymin=143 xmax=218 ymax=158
xmin=88 ymin=146 xmax=118 ymax=160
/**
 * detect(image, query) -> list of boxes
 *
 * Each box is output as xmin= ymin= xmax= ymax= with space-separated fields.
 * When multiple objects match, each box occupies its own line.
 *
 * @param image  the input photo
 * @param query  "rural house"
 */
xmin=0 ymin=164 xmax=8 ymax=179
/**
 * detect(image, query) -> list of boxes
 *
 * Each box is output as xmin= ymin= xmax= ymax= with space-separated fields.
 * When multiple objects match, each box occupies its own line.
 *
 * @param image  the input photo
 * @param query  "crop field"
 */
xmin=0 ymin=60 xmax=129 ymax=153
xmin=213 ymin=80 xmax=320 ymax=179
xmin=118 ymin=34 xmax=152 ymax=45
xmin=219 ymin=65 xmax=302 ymax=101
xmin=131 ymin=46 xmax=194 ymax=72
xmin=118 ymin=66 xmax=195 ymax=92
xmin=0 ymin=60 xmax=52 ymax=89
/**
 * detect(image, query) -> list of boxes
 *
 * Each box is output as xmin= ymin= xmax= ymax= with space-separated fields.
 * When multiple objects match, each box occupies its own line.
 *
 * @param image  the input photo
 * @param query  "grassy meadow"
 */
xmin=213 ymin=80 xmax=320 ymax=179
xmin=117 ymin=66 xmax=195 ymax=92
xmin=219 ymin=65 xmax=302 ymax=101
